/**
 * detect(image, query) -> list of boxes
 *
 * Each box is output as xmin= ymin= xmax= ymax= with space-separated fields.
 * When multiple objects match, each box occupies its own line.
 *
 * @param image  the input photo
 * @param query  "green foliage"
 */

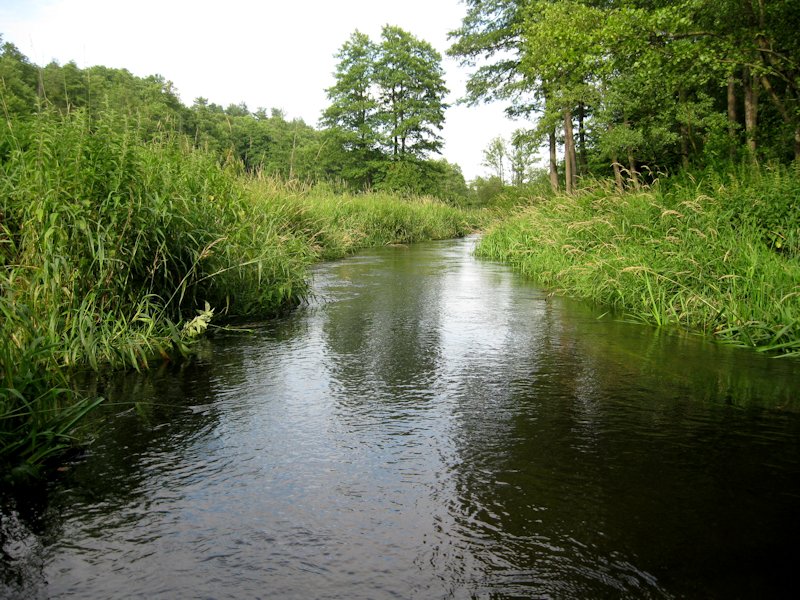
xmin=0 ymin=277 xmax=104 ymax=478
xmin=482 ymin=137 xmax=508 ymax=184
xmin=374 ymin=26 xmax=449 ymax=158
xmin=471 ymin=175 xmax=506 ymax=205
xmin=322 ymin=26 xmax=450 ymax=194
xmin=0 ymin=39 xmax=38 ymax=116
xmin=665 ymin=164 xmax=800 ymax=256
xmin=245 ymin=178 xmax=473 ymax=261
xmin=450 ymin=0 xmax=800 ymax=183
xmin=322 ymin=31 xmax=379 ymax=153
xmin=447 ymin=0 xmax=529 ymax=107
xmin=371 ymin=157 xmax=467 ymax=202
xmin=480 ymin=132 xmax=541 ymax=187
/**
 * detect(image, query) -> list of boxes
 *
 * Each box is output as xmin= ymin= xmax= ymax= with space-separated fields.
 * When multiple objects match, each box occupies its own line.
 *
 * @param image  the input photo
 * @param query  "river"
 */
xmin=2 ymin=236 xmax=799 ymax=599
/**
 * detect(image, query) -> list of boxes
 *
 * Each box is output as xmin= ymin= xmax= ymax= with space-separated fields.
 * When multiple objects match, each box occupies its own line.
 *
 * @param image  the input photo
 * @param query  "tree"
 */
xmin=520 ymin=0 xmax=609 ymax=192
xmin=39 ymin=60 xmax=85 ymax=110
xmin=0 ymin=39 xmax=38 ymax=115
xmin=373 ymin=25 xmax=449 ymax=158
xmin=450 ymin=0 xmax=800 ymax=186
xmin=482 ymin=136 xmax=508 ymax=184
xmin=509 ymin=129 xmax=538 ymax=186
xmin=322 ymin=31 xmax=379 ymax=153
xmin=322 ymin=26 xmax=450 ymax=191
xmin=321 ymin=31 xmax=382 ymax=186
xmin=447 ymin=0 xmax=530 ymax=108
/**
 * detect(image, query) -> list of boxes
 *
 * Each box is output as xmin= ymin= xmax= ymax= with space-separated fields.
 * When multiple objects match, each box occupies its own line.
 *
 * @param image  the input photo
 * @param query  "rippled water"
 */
xmin=3 ymin=236 xmax=800 ymax=599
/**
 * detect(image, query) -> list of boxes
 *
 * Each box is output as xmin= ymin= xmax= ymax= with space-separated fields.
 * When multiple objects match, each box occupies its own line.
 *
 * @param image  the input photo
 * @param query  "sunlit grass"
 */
xmin=477 ymin=166 xmax=800 ymax=356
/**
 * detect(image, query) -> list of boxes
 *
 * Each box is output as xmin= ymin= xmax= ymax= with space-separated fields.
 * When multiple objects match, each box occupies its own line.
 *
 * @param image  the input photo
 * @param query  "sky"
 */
xmin=0 ymin=0 xmax=532 ymax=181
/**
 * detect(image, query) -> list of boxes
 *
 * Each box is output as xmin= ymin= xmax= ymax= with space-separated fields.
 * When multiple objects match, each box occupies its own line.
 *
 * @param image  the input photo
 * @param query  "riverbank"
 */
xmin=0 ymin=109 xmax=474 ymax=477
xmin=477 ymin=166 xmax=800 ymax=356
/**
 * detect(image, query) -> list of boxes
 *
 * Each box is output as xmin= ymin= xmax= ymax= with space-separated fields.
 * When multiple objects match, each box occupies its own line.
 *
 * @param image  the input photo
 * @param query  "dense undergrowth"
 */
xmin=477 ymin=165 xmax=800 ymax=356
xmin=0 ymin=108 xmax=473 ymax=478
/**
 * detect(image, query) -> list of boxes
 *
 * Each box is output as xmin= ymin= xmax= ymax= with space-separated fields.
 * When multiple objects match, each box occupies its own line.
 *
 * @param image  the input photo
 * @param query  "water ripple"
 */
xmin=3 ymin=238 xmax=799 ymax=599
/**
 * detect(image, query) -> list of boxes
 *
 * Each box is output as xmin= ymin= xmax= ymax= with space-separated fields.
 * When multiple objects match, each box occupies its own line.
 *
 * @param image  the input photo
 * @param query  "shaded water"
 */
xmin=3 ymin=236 xmax=800 ymax=599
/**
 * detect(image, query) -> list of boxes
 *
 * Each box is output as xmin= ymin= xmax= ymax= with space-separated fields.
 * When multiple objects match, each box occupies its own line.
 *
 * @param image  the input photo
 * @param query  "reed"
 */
xmin=0 ymin=282 xmax=104 ymax=479
xmin=244 ymin=177 xmax=474 ymax=260
xmin=477 ymin=166 xmax=800 ymax=356
xmin=0 ymin=107 xmax=474 ymax=475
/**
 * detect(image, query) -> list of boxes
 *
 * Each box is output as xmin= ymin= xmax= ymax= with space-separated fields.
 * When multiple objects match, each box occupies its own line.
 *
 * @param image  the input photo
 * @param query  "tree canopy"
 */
xmin=323 ymin=26 xmax=451 ymax=192
xmin=449 ymin=0 xmax=800 ymax=191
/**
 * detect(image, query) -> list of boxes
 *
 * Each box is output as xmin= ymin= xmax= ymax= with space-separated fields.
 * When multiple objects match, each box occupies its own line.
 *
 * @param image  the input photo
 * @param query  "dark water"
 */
xmin=3 ymin=236 xmax=800 ymax=599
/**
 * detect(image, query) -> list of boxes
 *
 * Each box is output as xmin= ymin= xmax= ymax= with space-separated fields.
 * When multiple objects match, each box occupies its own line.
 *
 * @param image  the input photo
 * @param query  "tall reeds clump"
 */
xmin=1 ymin=108 xmax=312 ymax=365
xmin=246 ymin=177 xmax=474 ymax=260
xmin=0 ymin=107 xmax=312 ymax=474
xmin=477 ymin=167 xmax=800 ymax=356
xmin=0 ymin=283 xmax=103 ymax=478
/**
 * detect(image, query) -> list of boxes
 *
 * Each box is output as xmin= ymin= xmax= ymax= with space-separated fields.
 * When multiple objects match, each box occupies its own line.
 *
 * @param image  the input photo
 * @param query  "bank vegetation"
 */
xmin=478 ymin=166 xmax=800 ymax=356
xmin=0 ymin=106 xmax=472 ymax=478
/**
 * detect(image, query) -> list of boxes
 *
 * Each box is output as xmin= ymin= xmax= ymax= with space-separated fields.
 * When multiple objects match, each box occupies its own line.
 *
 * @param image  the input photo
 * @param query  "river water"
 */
xmin=2 ymin=236 xmax=800 ymax=599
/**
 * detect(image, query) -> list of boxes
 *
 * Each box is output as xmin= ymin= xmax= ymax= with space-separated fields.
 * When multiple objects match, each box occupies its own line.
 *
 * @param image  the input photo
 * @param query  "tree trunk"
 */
xmin=622 ymin=114 xmax=638 ymax=189
xmin=570 ymin=139 xmax=578 ymax=189
xmin=796 ymin=128 xmax=800 ymax=164
xmin=727 ymin=75 xmax=738 ymax=158
xmin=743 ymin=65 xmax=758 ymax=160
xmin=564 ymin=110 xmax=576 ymax=194
xmin=548 ymin=129 xmax=559 ymax=193
xmin=679 ymin=88 xmax=690 ymax=170
xmin=611 ymin=152 xmax=624 ymax=193
xmin=759 ymin=74 xmax=800 ymax=161
xmin=577 ymin=102 xmax=588 ymax=175
xmin=627 ymin=149 xmax=639 ymax=189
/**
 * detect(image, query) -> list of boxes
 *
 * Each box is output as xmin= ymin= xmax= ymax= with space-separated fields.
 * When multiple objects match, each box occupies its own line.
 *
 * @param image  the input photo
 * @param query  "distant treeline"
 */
xmin=0 ymin=35 xmax=469 ymax=201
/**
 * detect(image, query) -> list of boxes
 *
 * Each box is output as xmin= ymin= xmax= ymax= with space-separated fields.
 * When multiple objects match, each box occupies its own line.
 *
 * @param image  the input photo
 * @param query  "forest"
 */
xmin=1 ymin=0 xmax=799 ymax=477
xmin=451 ymin=0 xmax=800 ymax=190
xmin=0 ymin=26 xmax=468 ymax=200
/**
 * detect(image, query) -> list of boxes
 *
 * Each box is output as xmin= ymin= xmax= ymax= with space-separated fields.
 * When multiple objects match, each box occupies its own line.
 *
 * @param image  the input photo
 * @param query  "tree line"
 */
xmin=0 ymin=28 xmax=468 ymax=200
xmin=449 ymin=0 xmax=800 ymax=193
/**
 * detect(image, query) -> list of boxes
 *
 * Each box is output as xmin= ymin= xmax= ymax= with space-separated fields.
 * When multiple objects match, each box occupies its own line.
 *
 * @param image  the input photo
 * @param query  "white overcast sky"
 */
xmin=0 ymin=0 xmax=535 ymax=180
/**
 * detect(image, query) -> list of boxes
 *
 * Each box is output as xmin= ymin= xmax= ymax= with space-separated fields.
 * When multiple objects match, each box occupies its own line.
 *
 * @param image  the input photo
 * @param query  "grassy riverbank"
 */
xmin=477 ymin=166 xmax=800 ymax=356
xmin=0 ymin=108 xmax=473 ymax=477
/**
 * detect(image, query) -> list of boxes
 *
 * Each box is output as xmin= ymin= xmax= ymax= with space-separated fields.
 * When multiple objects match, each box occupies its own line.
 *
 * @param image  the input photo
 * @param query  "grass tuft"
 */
xmin=477 ymin=165 xmax=800 ymax=356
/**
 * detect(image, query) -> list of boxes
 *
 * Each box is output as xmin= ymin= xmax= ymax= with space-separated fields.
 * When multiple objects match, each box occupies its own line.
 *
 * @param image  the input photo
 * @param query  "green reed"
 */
xmin=245 ymin=176 xmax=474 ymax=260
xmin=476 ymin=166 xmax=800 ymax=356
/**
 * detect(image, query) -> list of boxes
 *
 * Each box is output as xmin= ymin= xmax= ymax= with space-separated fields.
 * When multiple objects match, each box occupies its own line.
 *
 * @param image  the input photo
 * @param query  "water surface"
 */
xmin=3 ymin=236 xmax=799 ymax=599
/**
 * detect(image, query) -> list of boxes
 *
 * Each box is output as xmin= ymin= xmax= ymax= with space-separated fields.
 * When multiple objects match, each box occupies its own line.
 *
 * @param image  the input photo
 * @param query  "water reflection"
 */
xmin=2 ymin=236 xmax=799 ymax=599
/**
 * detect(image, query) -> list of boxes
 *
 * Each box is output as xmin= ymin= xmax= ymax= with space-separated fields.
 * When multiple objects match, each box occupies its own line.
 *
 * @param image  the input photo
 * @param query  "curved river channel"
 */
xmin=3 ymin=236 xmax=800 ymax=599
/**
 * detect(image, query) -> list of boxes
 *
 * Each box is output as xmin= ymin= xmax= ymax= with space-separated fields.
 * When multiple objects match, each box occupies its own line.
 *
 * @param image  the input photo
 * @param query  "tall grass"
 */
xmin=477 ymin=166 xmax=800 ymax=356
xmin=244 ymin=177 xmax=474 ymax=260
xmin=0 ymin=280 xmax=103 ymax=479
xmin=0 ymin=107 xmax=473 ymax=476
xmin=1 ymin=109 xmax=312 ymax=363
